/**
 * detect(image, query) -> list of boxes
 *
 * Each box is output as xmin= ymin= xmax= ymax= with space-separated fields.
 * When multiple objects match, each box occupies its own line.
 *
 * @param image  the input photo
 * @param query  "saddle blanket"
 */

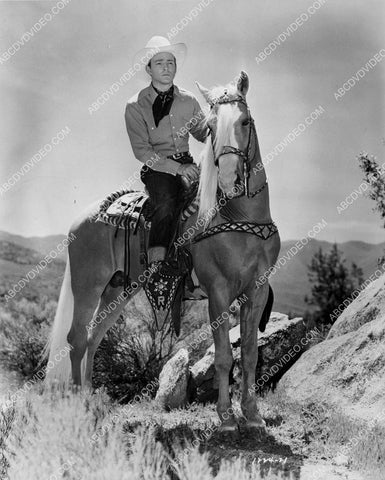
xmin=95 ymin=189 xmax=199 ymax=230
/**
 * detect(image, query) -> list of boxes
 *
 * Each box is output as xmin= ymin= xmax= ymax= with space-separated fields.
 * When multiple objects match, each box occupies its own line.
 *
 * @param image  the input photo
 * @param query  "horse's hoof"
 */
xmin=245 ymin=417 xmax=266 ymax=431
xmin=70 ymin=384 xmax=82 ymax=394
xmin=246 ymin=419 xmax=266 ymax=435
xmin=218 ymin=422 xmax=238 ymax=433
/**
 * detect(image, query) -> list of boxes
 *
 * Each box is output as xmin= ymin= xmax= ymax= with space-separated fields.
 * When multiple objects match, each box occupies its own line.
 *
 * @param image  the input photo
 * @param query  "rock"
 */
xmin=180 ymin=298 xmax=241 ymax=363
xmin=280 ymin=273 xmax=385 ymax=426
xmin=328 ymin=273 xmax=385 ymax=339
xmin=189 ymin=312 xmax=313 ymax=402
xmin=333 ymin=453 xmax=349 ymax=467
xmin=189 ymin=348 xmax=217 ymax=403
xmin=233 ymin=314 xmax=313 ymax=394
xmin=155 ymin=348 xmax=190 ymax=409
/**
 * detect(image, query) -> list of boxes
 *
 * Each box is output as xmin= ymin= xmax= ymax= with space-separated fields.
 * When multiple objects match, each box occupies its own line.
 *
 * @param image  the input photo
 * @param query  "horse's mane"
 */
xmin=198 ymin=83 xmax=242 ymax=224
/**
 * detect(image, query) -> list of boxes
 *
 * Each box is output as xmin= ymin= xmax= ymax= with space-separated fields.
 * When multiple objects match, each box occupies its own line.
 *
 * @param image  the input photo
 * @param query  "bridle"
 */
xmin=208 ymin=91 xmax=266 ymax=199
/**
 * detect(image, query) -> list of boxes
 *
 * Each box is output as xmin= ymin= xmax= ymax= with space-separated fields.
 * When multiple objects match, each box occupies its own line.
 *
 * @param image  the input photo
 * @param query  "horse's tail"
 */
xmin=259 ymin=284 xmax=274 ymax=333
xmin=44 ymin=254 xmax=74 ymax=387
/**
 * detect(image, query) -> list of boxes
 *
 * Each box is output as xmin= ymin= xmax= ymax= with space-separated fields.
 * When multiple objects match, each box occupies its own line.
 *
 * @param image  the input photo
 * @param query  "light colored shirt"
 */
xmin=125 ymin=84 xmax=208 ymax=175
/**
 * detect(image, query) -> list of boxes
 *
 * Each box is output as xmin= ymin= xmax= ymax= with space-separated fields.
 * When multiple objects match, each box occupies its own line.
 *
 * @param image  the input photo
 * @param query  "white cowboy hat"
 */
xmin=132 ymin=36 xmax=187 ymax=74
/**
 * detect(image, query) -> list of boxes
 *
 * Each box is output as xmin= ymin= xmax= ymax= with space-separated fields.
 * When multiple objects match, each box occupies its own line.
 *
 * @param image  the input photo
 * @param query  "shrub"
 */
xmin=0 ymin=298 xmax=54 ymax=377
xmin=93 ymin=319 xmax=163 ymax=403
xmin=0 ymin=403 xmax=15 ymax=478
xmin=305 ymin=243 xmax=363 ymax=327
xmin=358 ymin=152 xmax=385 ymax=227
xmin=0 ymin=296 xmax=175 ymax=401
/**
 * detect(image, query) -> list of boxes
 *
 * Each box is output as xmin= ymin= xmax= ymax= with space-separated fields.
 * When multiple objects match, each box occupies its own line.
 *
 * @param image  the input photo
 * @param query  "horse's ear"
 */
xmin=196 ymin=81 xmax=211 ymax=103
xmin=237 ymin=71 xmax=249 ymax=96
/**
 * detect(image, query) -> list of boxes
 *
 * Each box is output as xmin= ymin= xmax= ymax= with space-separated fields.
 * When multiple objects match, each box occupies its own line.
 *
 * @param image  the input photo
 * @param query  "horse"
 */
xmin=45 ymin=70 xmax=280 ymax=432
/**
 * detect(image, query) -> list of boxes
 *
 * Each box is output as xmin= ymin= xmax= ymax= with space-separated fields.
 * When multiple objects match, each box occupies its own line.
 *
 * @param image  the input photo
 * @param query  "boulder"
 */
xmin=232 ymin=314 xmax=316 ymax=395
xmin=280 ymin=274 xmax=385 ymax=425
xmin=327 ymin=274 xmax=385 ymax=339
xmin=155 ymin=348 xmax=190 ymax=409
xmin=189 ymin=347 xmax=216 ymax=403
xmin=190 ymin=312 xmax=313 ymax=402
xmin=179 ymin=298 xmax=240 ymax=364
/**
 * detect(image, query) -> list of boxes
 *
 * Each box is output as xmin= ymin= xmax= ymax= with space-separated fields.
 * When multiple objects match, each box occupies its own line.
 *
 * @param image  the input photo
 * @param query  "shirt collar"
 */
xmin=141 ymin=83 xmax=181 ymax=102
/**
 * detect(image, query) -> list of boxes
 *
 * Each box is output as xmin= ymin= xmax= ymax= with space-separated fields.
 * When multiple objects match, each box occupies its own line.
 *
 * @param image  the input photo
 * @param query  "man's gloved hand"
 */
xmin=176 ymin=163 xmax=200 ymax=187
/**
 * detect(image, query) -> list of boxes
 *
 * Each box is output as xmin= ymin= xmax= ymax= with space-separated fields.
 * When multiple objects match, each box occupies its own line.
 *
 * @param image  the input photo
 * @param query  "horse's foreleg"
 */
xmin=208 ymin=288 xmax=236 ymax=431
xmin=240 ymin=283 xmax=269 ymax=429
xmin=84 ymin=284 xmax=130 ymax=388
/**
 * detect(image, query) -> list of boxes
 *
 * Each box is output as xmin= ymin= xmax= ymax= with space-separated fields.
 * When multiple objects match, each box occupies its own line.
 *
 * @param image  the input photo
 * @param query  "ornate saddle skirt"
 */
xmin=96 ymin=190 xmax=151 ymax=231
xmin=95 ymin=189 xmax=199 ymax=231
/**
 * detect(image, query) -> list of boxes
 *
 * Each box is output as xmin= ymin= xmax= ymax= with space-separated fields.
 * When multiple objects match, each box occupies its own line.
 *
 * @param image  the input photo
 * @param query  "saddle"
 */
xmin=97 ymin=188 xmax=198 ymax=231
xmin=96 ymin=187 xmax=199 ymax=335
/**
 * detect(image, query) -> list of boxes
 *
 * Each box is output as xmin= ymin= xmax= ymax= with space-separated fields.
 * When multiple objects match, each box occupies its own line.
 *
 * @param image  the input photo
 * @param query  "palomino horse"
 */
xmin=46 ymin=71 xmax=280 ymax=431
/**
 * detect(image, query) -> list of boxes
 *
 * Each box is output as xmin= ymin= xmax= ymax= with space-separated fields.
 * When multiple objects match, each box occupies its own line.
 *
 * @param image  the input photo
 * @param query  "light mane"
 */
xmin=198 ymin=83 xmax=242 ymax=224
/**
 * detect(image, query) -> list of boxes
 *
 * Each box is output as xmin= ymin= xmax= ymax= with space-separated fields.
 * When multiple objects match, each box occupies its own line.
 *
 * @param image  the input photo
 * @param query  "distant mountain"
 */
xmin=0 ymin=231 xmax=67 ymax=260
xmin=270 ymin=239 xmax=385 ymax=315
xmin=0 ymin=231 xmax=384 ymax=315
xmin=0 ymin=238 xmax=65 ymax=302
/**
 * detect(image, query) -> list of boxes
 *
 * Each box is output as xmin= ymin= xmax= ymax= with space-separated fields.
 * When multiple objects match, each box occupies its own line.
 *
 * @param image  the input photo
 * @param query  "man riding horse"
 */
xmin=47 ymin=66 xmax=280 ymax=431
xmin=124 ymin=36 xmax=209 ymax=297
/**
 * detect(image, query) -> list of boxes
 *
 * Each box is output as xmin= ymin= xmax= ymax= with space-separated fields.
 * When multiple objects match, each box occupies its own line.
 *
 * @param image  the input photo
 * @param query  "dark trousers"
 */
xmin=141 ymin=156 xmax=192 ymax=249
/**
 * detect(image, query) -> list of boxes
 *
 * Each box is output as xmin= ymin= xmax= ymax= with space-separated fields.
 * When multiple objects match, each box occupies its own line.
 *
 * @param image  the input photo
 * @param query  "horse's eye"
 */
xmin=242 ymin=120 xmax=250 ymax=126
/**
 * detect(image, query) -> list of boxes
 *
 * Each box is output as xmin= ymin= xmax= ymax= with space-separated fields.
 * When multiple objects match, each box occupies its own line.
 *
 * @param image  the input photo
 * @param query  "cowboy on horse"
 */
xmin=124 ymin=36 xmax=209 ymax=297
xmin=46 ymin=67 xmax=281 ymax=432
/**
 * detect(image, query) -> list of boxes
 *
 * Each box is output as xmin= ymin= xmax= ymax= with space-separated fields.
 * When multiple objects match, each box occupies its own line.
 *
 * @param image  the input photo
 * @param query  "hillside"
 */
xmin=281 ymin=270 xmax=385 ymax=426
xmin=0 ymin=231 xmax=67 ymax=260
xmin=0 ymin=231 xmax=384 ymax=314
xmin=0 ymin=239 xmax=65 ymax=302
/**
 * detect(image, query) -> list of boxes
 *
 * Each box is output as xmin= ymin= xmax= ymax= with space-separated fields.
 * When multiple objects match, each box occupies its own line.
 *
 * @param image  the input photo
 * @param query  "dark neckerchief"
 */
xmin=152 ymin=83 xmax=174 ymax=127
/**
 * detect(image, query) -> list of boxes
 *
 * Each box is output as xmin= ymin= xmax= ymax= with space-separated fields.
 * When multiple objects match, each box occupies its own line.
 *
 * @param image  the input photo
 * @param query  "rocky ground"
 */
xmin=150 ymin=273 xmax=385 ymax=479
xmin=119 ymin=392 xmax=374 ymax=480
xmin=2 ymin=265 xmax=385 ymax=479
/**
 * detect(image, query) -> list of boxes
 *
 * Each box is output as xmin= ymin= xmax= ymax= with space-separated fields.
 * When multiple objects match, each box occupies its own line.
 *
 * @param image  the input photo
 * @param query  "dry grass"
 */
xmin=1 ymin=388 xmax=285 ymax=480
xmin=257 ymin=386 xmax=385 ymax=477
xmin=1 ymin=383 xmax=384 ymax=479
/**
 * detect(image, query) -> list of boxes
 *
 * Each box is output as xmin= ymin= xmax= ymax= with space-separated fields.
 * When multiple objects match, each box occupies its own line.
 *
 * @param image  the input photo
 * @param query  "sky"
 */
xmin=0 ymin=0 xmax=384 ymax=243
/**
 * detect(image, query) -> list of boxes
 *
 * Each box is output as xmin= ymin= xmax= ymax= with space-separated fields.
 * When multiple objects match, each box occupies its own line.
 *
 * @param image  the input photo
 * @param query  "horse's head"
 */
xmin=196 ymin=71 xmax=256 ymax=220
